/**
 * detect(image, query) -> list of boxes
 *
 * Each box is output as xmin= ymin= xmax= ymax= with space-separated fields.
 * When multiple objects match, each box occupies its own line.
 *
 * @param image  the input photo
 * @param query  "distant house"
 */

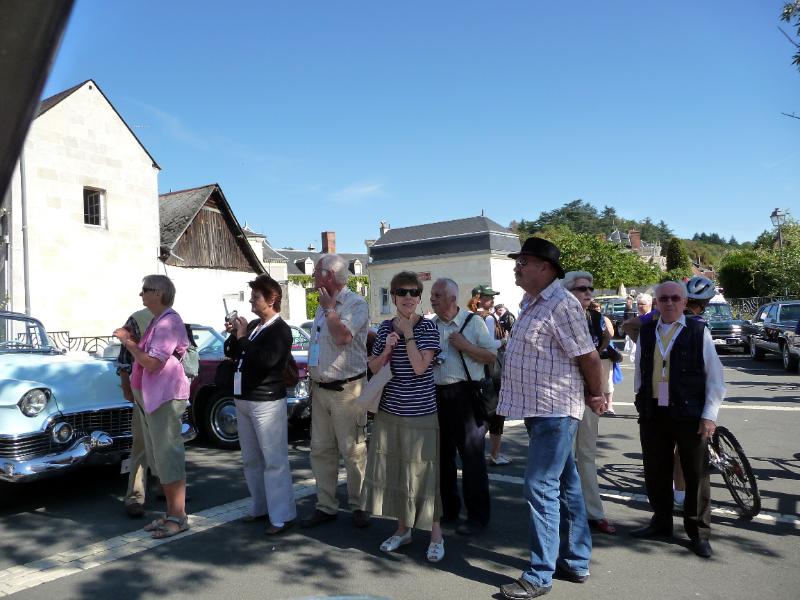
xmin=367 ymin=216 xmax=523 ymax=318
xmin=608 ymin=228 xmax=666 ymax=270
xmin=274 ymin=232 xmax=369 ymax=321
xmin=1 ymin=79 xmax=161 ymax=336
xmin=158 ymin=184 xmax=268 ymax=325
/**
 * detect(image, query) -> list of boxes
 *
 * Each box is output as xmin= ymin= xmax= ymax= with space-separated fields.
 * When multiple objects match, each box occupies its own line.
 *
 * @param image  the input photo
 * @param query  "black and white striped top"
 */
xmin=372 ymin=317 xmax=440 ymax=417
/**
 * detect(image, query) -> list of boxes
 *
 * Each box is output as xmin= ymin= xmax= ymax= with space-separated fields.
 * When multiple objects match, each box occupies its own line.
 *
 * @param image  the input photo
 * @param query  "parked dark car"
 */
xmin=743 ymin=301 xmax=800 ymax=371
xmin=597 ymin=297 xmax=627 ymax=338
xmin=188 ymin=324 xmax=311 ymax=449
xmin=702 ymin=301 xmax=747 ymax=352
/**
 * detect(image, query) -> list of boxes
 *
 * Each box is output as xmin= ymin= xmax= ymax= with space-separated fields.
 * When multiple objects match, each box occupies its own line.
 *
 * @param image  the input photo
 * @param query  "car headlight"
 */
xmin=293 ymin=378 xmax=310 ymax=400
xmin=18 ymin=388 xmax=51 ymax=417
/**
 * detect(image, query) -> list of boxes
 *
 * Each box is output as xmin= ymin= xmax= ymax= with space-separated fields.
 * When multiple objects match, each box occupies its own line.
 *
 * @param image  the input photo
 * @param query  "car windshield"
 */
xmin=780 ymin=304 xmax=800 ymax=322
xmin=0 ymin=313 xmax=56 ymax=353
xmin=702 ymin=304 xmax=734 ymax=320
xmin=291 ymin=326 xmax=310 ymax=352
xmin=192 ymin=326 xmax=226 ymax=358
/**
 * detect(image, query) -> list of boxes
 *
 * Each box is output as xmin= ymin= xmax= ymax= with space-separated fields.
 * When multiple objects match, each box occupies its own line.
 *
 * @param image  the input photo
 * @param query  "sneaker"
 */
xmin=380 ymin=529 xmax=413 ymax=552
xmin=489 ymin=454 xmax=512 ymax=466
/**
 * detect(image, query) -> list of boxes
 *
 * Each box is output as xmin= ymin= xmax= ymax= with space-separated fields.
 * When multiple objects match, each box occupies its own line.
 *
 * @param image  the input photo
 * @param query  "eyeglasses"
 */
xmin=392 ymin=288 xmax=422 ymax=297
xmin=658 ymin=295 xmax=683 ymax=304
xmin=571 ymin=286 xmax=594 ymax=293
xmin=141 ymin=287 xmax=158 ymax=294
xmin=312 ymin=268 xmax=328 ymax=277
xmin=515 ymin=257 xmax=529 ymax=267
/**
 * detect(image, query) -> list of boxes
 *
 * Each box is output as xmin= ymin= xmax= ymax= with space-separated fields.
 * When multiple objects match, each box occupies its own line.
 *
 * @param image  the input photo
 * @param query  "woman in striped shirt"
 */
xmin=363 ymin=271 xmax=444 ymax=562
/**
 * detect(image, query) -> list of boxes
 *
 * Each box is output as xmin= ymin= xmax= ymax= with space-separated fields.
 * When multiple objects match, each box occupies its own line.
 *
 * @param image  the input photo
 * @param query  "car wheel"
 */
xmin=204 ymin=390 xmax=240 ymax=449
xmin=750 ymin=338 xmax=765 ymax=361
xmin=782 ymin=344 xmax=799 ymax=372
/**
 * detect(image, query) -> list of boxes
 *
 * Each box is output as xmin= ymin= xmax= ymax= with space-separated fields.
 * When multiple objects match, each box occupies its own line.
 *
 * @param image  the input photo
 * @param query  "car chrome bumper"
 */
xmin=0 ymin=423 xmax=197 ymax=483
xmin=712 ymin=336 xmax=743 ymax=346
xmin=286 ymin=395 xmax=311 ymax=422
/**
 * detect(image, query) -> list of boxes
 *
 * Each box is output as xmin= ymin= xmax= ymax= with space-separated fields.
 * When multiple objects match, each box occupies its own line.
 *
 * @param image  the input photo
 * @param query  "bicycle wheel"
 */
xmin=711 ymin=426 xmax=761 ymax=519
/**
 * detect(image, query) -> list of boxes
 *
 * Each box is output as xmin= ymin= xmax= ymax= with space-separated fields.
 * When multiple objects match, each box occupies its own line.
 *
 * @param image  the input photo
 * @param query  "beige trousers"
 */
xmin=309 ymin=378 xmax=368 ymax=514
xmin=125 ymin=399 xmax=148 ymax=505
xmin=575 ymin=408 xmax=605 ymax=521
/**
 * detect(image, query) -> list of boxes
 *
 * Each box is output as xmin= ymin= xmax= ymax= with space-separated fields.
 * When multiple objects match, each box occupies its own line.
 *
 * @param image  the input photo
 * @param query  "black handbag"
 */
xmin=457 ymin=313 xmax=499 ymax=423
xmin=605 ymin=344 xmax=624 ymax=364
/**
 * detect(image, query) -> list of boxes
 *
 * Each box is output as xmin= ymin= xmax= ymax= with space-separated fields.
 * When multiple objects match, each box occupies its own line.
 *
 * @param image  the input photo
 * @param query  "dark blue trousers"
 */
xmin=436 ymin=381 xmax=491 ymax=525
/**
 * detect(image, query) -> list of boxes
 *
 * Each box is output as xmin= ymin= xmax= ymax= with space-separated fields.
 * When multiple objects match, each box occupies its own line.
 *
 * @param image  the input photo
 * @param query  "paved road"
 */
xmin=1 ymin=352 xmax=798 ymax=599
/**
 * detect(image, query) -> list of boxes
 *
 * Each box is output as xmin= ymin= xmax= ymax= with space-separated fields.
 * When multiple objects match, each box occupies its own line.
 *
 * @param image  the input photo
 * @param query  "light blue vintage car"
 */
xmin=0 ymin=311 xmax=193 ymax=482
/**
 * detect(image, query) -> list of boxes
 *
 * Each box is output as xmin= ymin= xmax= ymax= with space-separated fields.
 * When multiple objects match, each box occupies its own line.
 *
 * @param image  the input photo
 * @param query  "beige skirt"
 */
xmin=363 ymin=410 xmax=442 ymax=529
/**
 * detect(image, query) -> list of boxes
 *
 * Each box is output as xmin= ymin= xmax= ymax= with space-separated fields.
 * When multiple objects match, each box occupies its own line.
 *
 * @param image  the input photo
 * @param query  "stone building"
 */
xmin=367 ymin=216 xmax=522 ymax=320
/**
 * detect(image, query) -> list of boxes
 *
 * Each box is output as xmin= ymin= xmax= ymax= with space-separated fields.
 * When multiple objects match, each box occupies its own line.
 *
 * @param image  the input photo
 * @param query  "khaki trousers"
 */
xmin=125 ymin=398 xmax=148 ymax=505
xmin=574 ymin=408 xmax=605 ymax=521
xmin=310 ymin=378 xmax=367 ymax=514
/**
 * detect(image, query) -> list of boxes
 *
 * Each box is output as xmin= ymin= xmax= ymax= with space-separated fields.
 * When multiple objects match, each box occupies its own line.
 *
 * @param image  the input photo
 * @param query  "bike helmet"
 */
xmin=686 ymin=276 xmax=716 ymax=301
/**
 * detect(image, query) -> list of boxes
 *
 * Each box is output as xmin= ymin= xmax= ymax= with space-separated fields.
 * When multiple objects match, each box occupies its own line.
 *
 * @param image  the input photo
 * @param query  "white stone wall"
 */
xmin=6 ymin=82 xmax=160 ymax=336
xmin=368 ymin=253 xmax=521 ymax=322
xmin=489 ymin=256 xmax=525 ymax=314
xmin=162 ymin=266 xmax=256 ymax=327
xmin=286 ymin=281 xmax=309 ymax=323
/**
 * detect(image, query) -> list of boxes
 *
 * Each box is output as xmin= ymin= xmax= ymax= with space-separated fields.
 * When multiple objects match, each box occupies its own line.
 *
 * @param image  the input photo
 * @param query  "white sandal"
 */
xmin=427 ymin=539 xmax=445 ymax=562
xmin=380 ymin=529 xmax=412 ymax=552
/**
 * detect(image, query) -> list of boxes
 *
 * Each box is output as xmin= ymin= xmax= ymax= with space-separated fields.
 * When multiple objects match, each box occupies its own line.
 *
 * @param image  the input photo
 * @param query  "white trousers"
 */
xmin=575 ymin=407 xmax=605 ymax=521
xmin=235 ymin=398 xmax=297 ymax=524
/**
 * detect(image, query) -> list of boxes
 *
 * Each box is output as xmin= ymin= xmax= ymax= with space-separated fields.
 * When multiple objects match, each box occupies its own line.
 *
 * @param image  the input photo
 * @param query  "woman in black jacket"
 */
xmin=225 ymin=275 xmax=296 ymax=534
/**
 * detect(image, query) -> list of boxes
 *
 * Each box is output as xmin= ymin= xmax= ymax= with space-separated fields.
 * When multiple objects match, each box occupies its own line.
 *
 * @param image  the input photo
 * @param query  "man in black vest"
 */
xmin=630 ymin=280 xmax=726 ymax=558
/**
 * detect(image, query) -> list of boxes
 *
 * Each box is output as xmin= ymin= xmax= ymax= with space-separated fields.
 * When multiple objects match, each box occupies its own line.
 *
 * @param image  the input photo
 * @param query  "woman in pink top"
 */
xmin=114 ymin=274 xmax=190 ymax=539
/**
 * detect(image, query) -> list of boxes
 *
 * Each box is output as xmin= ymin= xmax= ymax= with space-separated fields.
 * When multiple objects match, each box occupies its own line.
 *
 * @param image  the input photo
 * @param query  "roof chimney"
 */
xmin=629 ymin=230 xmax=641 ymax=251
xmin=321 ymin=231 xmax=336 ymax=254
xmin=380 ymin=220 xmax=390 ymax=236
xmin=307 ymin=242 xmax=316 ymax=252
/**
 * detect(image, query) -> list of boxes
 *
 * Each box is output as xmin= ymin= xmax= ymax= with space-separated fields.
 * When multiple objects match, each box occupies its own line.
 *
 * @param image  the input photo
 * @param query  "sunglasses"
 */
xmin=393 ymin=288 xmax=422 ymax=297
xmin=571 ymin=285 xmax=594 ymax=293
xmin=658 ymin=295 xmax=683 ymax=303
xmin=141 ymin=287 xmax=158 ymax=293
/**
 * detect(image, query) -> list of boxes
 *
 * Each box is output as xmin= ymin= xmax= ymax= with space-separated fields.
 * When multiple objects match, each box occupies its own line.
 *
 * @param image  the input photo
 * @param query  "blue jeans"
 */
xmin=522 ymin=416 xmax=592 ymax=587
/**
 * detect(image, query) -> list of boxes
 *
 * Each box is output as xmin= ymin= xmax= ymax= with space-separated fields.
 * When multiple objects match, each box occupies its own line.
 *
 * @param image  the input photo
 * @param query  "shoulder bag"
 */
xmin=457 ymin=313 xmax=498 ymax=424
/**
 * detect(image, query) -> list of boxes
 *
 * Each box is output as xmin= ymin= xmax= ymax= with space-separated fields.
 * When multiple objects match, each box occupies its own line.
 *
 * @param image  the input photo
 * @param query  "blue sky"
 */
xmin=44 ymin=0 xmax=799 ymax=252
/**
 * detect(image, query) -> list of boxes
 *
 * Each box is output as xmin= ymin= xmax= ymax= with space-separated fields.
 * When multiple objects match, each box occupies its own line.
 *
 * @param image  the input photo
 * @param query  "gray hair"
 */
xmin=433 ymin=278 xmax=459 ymax=300
xmin=561 ymin=271 xmax=594 ymax=290
xmin=316 ymin=254 xmax=349 ymax=286
xmin=654 ymin=280 xmax=687 ymax=301
xmin=142 ymin=274 xmax=176 ymax=306
xmin=636 ymin=292 xmax=653 ymax=305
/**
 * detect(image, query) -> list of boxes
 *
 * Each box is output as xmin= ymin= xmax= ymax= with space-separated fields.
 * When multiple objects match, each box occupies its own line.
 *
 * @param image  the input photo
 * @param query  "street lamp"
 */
xmin=770 ymin=208 xmax=786 ymax=250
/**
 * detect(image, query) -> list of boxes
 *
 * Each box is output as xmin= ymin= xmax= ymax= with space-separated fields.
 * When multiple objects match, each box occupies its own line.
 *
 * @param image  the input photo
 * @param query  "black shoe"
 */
xmin=690 ymin=538 xmax=713 ymax=558
xmin=241 ymin=513 xmax=269 ymax=523
xmin=124 ymin=503 xmax=145 ymax=518
xmin=352 ymin=509 xmax=370 ymax=528
xmin=554 ymin=565 xmax=589 ymax=584
xmin=630 ymin=523 xmax=673 ymax=539
xmin=500 ymin=578 xmax=551 ymax=599
xmin=300 ymin=509 xmax=338 ymax=528
xmin=265 ymin=520 xmax=295 ymax=535
xmin=455 ymin=520 xmax=486 ymax=536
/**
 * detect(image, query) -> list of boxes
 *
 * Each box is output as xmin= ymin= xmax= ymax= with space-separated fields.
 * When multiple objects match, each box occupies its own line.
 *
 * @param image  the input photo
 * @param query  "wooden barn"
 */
xmin=158 ymin=183 xmax=268 ymax=326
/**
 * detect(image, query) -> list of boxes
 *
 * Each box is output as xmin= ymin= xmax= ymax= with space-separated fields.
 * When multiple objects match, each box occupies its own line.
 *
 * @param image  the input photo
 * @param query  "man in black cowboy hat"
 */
xmin=495 ymin=237 xmax=606 ymax=600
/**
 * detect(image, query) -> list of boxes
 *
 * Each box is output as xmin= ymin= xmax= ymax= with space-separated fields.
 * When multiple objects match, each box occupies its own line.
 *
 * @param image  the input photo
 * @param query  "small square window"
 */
xmin=83 ymin=188 xmax=105 ymax=227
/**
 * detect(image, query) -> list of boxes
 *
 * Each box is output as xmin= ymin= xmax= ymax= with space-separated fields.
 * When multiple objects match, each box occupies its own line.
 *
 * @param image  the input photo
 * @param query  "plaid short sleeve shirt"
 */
xmin=496 ymin=279 xmax=596 ymax=420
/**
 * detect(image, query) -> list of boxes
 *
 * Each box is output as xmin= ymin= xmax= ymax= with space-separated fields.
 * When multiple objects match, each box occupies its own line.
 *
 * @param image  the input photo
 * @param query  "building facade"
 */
xmin=367 ymin=216 xmax=523 ymax=321
xmin=1 ymin=80 xmax=161 ymax=336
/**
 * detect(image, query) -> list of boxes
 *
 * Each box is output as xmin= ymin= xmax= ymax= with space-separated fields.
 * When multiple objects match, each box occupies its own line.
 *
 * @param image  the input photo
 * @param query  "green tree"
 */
xmin=536 ymin=227 xmax=661 ymax=288
xmin=718 ymin=250 xmax=759 ymax=297
xmin=665 ymin=237 xmax=691 ymax=275
xmin=781 ymin=1 xmax=800 ymax=71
